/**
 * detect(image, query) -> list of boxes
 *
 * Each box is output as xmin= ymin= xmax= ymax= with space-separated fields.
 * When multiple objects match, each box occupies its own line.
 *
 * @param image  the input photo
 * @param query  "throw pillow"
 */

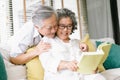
xmin=81 ymin=34 xmax=96 ymax=52
xmin=96 ymin=41 xmax=120 ymax=69
xmin=103 ymin=44 xmax=120 ymax=69
xmin=0 ymin=53 xmax=7 ymax=80
xmin=26 ymin=47 xmax=44 ymax=80
xmin=96 ymin=41 xmax=104 ymax=47
xmin=97 ymin=43 xmax=111 ymax=72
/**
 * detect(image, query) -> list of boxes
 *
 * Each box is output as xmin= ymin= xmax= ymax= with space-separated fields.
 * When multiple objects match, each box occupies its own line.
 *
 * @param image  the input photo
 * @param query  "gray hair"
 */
xmin=32 ymin=5 xmax=57 ymax=28
xmin=56 ymin=8 xmax=77 ymax=33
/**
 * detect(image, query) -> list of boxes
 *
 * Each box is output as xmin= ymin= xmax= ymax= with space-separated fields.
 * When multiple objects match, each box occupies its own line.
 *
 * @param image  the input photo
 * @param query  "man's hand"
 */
xmin=36 ymin=41 xmax=51 ymax=55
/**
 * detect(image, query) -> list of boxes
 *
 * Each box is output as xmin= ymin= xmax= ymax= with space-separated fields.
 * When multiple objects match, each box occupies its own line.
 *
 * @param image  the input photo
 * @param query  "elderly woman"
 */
xmin=39 ymin=8 xmax=106 ymax=80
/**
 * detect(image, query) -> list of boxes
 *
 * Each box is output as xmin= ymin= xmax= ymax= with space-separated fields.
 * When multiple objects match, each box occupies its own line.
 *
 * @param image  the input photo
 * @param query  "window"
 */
xmin=0 ymin=0 xmax=13 ymax=43
xmin=0 ymin=0 xmax=88 ymax=43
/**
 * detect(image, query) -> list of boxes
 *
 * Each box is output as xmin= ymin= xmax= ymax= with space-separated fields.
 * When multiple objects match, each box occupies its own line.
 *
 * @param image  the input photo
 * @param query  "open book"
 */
xmin=77 ymin=43 xmax=111 ymax=74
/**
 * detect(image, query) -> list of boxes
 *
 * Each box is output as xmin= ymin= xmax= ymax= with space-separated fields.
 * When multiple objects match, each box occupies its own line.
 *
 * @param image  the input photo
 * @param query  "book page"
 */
xmin=97 ymin=43 xmax=111 ymax=72
xmin=77 ymin=50 xmax=104 ymax=74
xmin=77 ymin=43 xmax=111 ymax=74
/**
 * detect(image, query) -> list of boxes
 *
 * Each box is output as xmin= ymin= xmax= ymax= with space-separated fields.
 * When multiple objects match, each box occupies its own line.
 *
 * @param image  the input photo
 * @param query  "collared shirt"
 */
xmin=10 ymin=21 xmax=42 ymax=57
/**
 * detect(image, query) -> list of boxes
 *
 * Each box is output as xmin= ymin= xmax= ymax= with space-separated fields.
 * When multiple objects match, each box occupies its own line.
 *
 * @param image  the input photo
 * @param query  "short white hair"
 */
xmin=32 ymin=5 xmax=57 ymax=28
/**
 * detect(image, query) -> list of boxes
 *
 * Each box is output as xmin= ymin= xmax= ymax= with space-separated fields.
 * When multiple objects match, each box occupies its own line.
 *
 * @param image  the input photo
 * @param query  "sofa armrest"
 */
xmin=0 ymin=44 xmax=27 ymax=80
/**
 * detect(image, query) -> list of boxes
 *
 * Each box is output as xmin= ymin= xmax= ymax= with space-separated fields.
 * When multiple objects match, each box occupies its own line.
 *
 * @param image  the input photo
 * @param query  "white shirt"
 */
xmin=39 ymin=37 xmax=106 ymax=80
xmin=10 ymin=21 xmax=42 ymax=57
xmin=39 ymin=37 xmax=81 ymax=80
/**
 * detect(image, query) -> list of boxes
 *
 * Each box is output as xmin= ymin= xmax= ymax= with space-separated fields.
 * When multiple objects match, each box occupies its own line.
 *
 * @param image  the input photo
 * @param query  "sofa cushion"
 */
xmin=101 ymin=68 xmax=120 ymax=80
xmin=96 ymin=41 xmax=120 ymax=69
xmin=26 ymin=47 xmax=44 ymax=80
xmin=0 ymin=53 xmax=7 ymax=80
xmin=81 ymin=34 xmax=96 ymax=52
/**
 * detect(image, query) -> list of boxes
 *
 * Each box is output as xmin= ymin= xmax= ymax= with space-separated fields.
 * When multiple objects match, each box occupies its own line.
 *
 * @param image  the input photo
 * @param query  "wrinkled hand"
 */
xmin=36 ymin=41 xmax=51 ymax=55
xmin=64 ymin=60 xmax=78 ymax=71
xmin=79 ymin=43 xmax=88 ymax=52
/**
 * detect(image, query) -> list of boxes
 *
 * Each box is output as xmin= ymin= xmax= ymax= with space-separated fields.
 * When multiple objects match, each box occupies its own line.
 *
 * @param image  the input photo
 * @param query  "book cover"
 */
xmin=77 ymin=43 xmax=111 ymax=74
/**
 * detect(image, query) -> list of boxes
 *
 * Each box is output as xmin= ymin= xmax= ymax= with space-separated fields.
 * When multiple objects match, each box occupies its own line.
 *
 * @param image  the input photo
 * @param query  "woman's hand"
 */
xmin=79 ymin=42 xmax=88 ymax=52
xmin=58 ymin=60 xmax=78 ymax=71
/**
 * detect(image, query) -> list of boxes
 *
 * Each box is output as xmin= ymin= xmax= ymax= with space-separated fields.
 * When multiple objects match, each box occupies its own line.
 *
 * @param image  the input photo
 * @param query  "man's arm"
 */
xmin=10 ymin=41 xmax=51 ymax=65
xmin=10 ymin=47 xmax=39 ymax=64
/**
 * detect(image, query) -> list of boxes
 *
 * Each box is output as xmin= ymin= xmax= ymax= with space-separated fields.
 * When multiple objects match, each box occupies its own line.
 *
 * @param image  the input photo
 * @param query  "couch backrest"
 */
xmin=90 ymin=37 xmax=115 ymax=49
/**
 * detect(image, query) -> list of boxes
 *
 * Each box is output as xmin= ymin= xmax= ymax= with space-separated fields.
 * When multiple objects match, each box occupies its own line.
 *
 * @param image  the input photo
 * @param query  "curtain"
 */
xmin=78 ymin=0 xmax=89 ymax=39
xmin=86 ymin=0 xmax=113 ymax=39
xmin=112 ymin=0 xmax=120 ymax=45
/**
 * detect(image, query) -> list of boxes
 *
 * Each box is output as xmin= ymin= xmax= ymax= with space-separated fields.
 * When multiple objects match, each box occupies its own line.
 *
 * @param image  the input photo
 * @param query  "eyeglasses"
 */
xmin=58 ymin=24 xmax=73 ymax=30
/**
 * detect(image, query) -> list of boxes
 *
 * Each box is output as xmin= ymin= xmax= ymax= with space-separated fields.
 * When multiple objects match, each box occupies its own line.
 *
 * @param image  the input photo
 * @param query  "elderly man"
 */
xmin=10 ymin=5 xmax=58 ymax=64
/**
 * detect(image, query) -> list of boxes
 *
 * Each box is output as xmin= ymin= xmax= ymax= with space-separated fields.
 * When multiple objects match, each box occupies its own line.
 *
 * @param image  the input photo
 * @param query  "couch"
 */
xmin=0 ymin=43 xmax=26 ymax=80
xmin=0 ymin=37 xmax=120 ymax=80
xmin=90 ymin=38 xmax=120 ymax=80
